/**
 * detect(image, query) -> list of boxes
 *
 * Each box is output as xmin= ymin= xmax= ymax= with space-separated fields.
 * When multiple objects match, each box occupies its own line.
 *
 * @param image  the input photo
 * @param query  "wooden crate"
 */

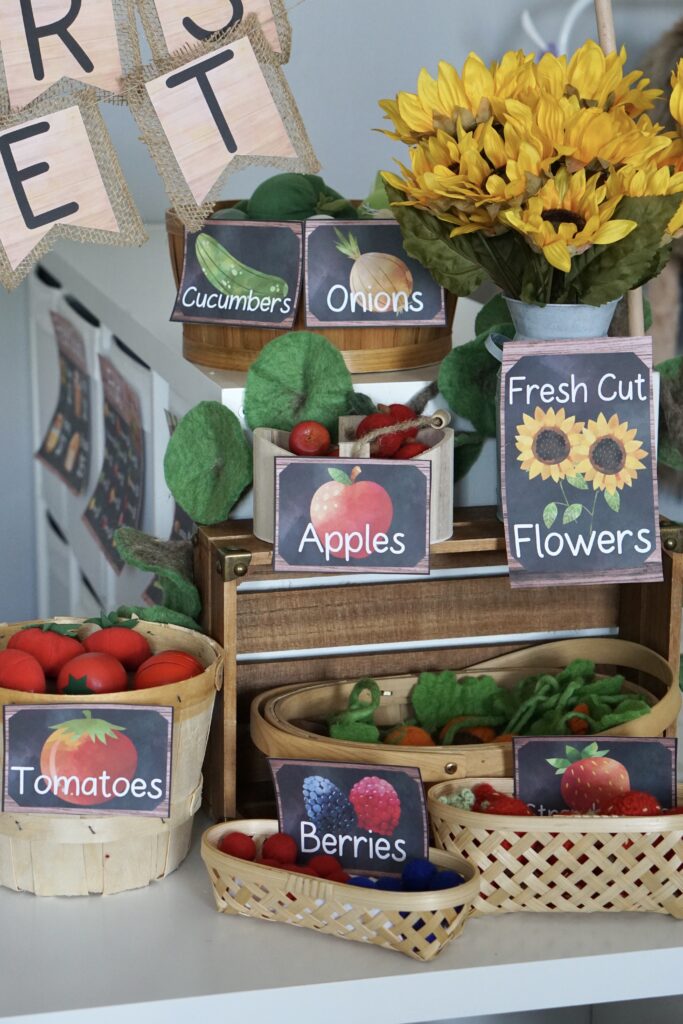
xmin=194 ymin=507 xmax=683 ymax=820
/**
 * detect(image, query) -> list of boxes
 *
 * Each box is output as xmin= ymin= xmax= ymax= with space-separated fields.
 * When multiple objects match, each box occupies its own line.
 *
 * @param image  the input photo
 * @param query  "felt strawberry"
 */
xmin=8 ymin=623 xmax=84 ymax=676
xmin=471 ymin=783 xmax=498 ymax=810
xmin=356 ymin=413 xmax=403 ymax=457
xmin=349 ymin=776 xmax=401 ymax=836
xmin=606 ymin=791 xmax=661 ymax=816
xmin=481 ymin=795 xmax=533 ymax=816
xmin=547 ymin=742 xmax=630 ymax=812
xmin=84 ymin=614 xmax=152 ymax=670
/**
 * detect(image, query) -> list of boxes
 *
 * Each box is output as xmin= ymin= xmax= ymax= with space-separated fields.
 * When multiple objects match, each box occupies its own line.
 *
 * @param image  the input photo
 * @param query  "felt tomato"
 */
xmin=8 ymin=624 xmax=84 ymax=676
xmin=289 ymin=420 xmax=331 ymax=457
xmin=40 ymin=710 xmax=138 ymax=807
xmin=83 ymin=627 xmax=151 ymax=670
xmin=310 ymin=466 xmax=393 ymax=559
xmin=133 ymin=650 xmax=204 ymax=689
xmin=56 ymin=652 xmax=128 ymax=695
xmin=356 ymin=412 xmax=403 ymax=457
xmin=394 ymin=442 xmax=429 ymax=459
xmin=380 ymin=403 xmax=419 ymax=440
xmin=0 ymin=648 xmax=46 ymax=692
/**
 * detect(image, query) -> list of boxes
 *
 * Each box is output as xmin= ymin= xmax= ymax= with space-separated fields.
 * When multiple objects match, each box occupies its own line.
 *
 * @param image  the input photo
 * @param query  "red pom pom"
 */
xmin=261 ymin=832 xmax=298 ymax=863
xmin=307 ymin=854 xmax=343 ymax=878
xmin=482 ymin=796 xmax=533 ymax=816
xmin=472 ymin=783 xmax=499 ymax=810
xmin=256 ymin=857 xmax=281 ymax=867
xmin=662 ymin=806 xmax=683 ymax=816
xmin=606 ymin=791 xmax=661 ymax=816
xmin=327 ymin=870 xmax=351 ymax=884
xmin=217 ymin=831 xmax=257 ymax=860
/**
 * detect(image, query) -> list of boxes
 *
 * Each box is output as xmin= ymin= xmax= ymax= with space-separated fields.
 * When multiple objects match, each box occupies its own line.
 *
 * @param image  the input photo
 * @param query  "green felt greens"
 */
xmin=244 ymin=332 xmax=353 ymax=435
xmin=114 ymin=527 xmax=201 ymax=620
xmin=246 ymin=174 xmax=358 ymax=221
xmin=438 ymin=324 xmax=514 ymax=438
xmin=116 ymin=605 xmax=203 ymax=632
xmin=328 ymin=678 xmax=381 ymax=743
xmin=163 ymin=401 xmax=252 ymax=525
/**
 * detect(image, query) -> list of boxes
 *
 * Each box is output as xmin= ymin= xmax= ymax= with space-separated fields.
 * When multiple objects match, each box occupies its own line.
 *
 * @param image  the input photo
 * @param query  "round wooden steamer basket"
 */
xmin=0 ymin=618 xmax=224 ymax=896
xmin=166 ymin=205 xmax=456 ymax=373
xmin=250 ymin=638 xmax=679 ymax=784
xmin=428 ymin=778 xmax=683 ymax=917
xmin=201 ymin=818 xmax=480 ymax=961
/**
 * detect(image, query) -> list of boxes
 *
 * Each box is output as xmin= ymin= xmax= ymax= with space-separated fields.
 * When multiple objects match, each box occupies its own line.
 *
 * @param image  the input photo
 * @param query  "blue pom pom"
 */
xmin=401 ymin=857 xmax=437 ymax=892
xmin=430 ymin=869 xmax=464 ymax=890
xmin=348 ymin=876 xmax=375 ymax=888
xmin=374 ymin=876 xmax=403 ymax=891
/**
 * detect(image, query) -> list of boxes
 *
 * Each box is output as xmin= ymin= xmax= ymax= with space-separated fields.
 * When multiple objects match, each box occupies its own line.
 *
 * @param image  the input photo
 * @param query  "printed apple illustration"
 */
xmin=310 ymin=466 xmax=393 ymax=559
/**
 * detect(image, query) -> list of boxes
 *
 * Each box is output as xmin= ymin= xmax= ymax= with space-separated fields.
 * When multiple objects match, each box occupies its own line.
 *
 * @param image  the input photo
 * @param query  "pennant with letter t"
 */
xmin=123 ymin=15 xmax=319 ymax=231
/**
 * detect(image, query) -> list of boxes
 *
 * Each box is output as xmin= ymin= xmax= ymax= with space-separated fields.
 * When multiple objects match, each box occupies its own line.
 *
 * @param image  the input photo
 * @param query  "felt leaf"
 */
xmin=116 ymin=605 xmax=204 ymax=632
xmin=345 ymin=392 xmax=376 ymax=416
xmin=453 ymin=431 xmax=485 ymax=481
xmin=438 ymin=324 xmax=514 ymax=437
xmin=163 ymin=402 xmax=252 ymax=526
xmin=562 ymin=503 xmax=583 ymax=524
xmin=63 ymin=675 xmax=91 ymax=695
xmin=604 ymin=489 xmax=620 ymax=512
xmin=244 ymin=332 xmax=352 ymax=435
xmin=543 ymin=502 xmax=558 ymax=528
xmin=114 ymin=527 xmax=201 ymax=620
xmin=474 ymin=294 xmax=511 ymax=336
xmin=385 ymin=183 xmax=486 ymax=295
xmin=411 ymin=671 xmax=502 ymax=733
xmin=566 ymin=474 xmax=588 ymax=490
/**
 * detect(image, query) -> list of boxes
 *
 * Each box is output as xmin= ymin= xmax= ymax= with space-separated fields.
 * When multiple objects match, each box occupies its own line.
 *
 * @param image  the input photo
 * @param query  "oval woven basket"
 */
xmin=428 ymin=778 xmax=683 ymax=917
xmin=201 ymin=818 xmax=479 ymax=961
xmin=166 ymin=205 xmax=456 ymax=372
xmin=0 ymin=618 xmax=224 ymax=896
xmin=250 ymin=638 xmax=680 ymax=784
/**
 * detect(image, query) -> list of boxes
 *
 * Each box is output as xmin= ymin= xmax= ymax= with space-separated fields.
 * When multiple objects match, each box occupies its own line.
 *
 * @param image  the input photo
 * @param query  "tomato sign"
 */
xmin=274 ymin=458 xmax=431 ymax=574
xmin=2 ymin=705 xmax=173 ymax=816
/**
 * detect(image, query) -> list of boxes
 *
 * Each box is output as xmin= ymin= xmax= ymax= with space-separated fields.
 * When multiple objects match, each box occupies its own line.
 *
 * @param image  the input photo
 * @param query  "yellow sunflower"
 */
xmin=670 ymin=59 xmax=683 ymax=130
xmin=516 ymin=407 xmax=584 ymax=482
xmin=499 ymin=167 xmax=637 ymax=271
xmin=566 ymin=41 xmax=660 ymax=115
xmin=573 ymin=413 xmax=648 ymax=494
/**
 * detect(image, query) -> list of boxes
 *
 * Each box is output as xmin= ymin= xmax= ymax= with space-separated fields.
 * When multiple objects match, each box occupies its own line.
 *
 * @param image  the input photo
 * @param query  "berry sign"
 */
xmin=274 ymin=457 xmax=431 ymax=573
xmin=269 ymin=758 xmax=429 ymax=875
xmin=2 ymin=705 xmax=173 ymax=817
xmin=500 ymin=336 xmax=662 ymax=588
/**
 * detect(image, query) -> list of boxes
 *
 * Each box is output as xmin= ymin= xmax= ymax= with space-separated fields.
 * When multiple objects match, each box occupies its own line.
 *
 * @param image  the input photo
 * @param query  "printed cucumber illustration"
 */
xmin=195 ymin=233 xmax=288 ymax=299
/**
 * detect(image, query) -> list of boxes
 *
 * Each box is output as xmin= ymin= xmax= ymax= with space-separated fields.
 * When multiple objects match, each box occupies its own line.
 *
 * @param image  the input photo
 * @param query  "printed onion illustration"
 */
xmin=334 ymin=230 xmax=413 ymax=312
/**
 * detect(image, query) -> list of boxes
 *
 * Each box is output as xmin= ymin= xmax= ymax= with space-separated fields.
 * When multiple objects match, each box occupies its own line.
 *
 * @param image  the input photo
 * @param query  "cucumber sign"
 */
xmin=171 ymin=221 xmax=303 ymax=328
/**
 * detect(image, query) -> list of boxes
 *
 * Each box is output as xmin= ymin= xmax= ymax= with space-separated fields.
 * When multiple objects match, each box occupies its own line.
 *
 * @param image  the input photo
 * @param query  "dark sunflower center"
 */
xmin=532 ymin=427 xmax=571 ymax=465
xmin=590 ymin=436 xmax=626 ymax=474
xmin=541 ymin=209 xmax=586 ymax=231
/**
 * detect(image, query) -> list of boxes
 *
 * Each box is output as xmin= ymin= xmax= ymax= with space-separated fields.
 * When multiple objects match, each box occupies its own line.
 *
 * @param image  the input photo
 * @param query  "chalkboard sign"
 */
xmin=304 ymin=220 xmax=446 ymax=328
xmin=500 ymin=337 xmax=662 ymax=587
xmin=269 ymin=758 xmax=429 ymax=876
xmin=274 ymin=457 xmax=431 ymax=574
xmin=3 ymin=705 xmax=173 ymax=817
xmin=171 ymin=221 xmax=303 ymax=328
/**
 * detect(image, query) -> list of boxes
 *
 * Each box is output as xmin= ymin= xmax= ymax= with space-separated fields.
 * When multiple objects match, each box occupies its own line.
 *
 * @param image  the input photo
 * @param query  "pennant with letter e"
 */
xmin=123 ymin=15 xmax=319 ymax=231
xmin=0 ymin=92 xmax=145 ymax=289
xmin=0 ymin=0 xmax=139 ymax=110
xmin=138 ymin=0 xmax=291 ymax=62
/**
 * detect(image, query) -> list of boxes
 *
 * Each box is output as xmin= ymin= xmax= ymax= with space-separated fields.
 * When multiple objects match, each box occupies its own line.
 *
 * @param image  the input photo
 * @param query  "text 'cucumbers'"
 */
xmin=195 ymin=233 xmax=289 ymax=299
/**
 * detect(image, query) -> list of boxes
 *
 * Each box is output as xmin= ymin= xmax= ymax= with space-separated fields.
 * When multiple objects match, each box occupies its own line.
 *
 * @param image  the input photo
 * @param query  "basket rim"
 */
xmin=428 ymin=777 xmax=683 ymax=834
xmin=201 ymin=819 xmax=481 ymax=912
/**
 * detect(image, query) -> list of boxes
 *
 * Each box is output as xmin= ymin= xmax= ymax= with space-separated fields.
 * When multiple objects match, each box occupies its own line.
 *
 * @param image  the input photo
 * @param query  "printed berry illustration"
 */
xmin=349 ymin=775 xmax=401 ymax=836
xmin=39 ymin=711 xmax=138 ymax=807
xmin=302 ymin=775 xmax=357 ymax=832
xmin=547 ymin=742 xmax=630 ymax=812
xmin=310 ymin=466 xmax=393 ymax=559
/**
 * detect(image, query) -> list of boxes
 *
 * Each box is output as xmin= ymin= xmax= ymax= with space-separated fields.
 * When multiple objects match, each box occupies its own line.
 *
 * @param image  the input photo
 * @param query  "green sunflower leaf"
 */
xmin=566 ymin=474 xmax=588 ymax=490
xmin=604 ymin=489 xmax=620 ymax=512
xmin=543 ymin=502 xmax=558 ymax=528
xmin=562 ymin=503 xmax=583 ymax=524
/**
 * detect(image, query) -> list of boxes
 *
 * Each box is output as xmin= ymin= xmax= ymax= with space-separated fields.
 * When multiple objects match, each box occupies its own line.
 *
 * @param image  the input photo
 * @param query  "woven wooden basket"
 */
xmin=201 ymin=819 xmax=479 ymax=961
xmin=429 ymin=777 xmax=683 ymax=917
xmin=0 ymin=618 xmax=223 ymax=896
xmin=166 ymin=205 xmax=456 ymax=372
xmin=250 ymin=638 xmax=679 ymax=784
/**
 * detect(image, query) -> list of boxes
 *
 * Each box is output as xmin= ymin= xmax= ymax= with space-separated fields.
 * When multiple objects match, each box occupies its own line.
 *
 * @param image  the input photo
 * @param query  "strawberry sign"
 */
xmin=273 ymin=457 xmax=431 ymax=573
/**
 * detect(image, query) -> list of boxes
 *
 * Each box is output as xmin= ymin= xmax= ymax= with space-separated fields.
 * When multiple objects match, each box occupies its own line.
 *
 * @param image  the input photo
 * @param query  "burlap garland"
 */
xmin=122 ymin=13 xmax=320 ymax=231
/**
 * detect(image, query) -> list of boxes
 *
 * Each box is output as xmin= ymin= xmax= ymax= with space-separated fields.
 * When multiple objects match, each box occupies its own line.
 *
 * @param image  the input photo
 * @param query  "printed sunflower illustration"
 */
xmin=516 ymin=407 xmax=583 ymax=482
xmin=573 ymin=413 xmax=648 ymax=495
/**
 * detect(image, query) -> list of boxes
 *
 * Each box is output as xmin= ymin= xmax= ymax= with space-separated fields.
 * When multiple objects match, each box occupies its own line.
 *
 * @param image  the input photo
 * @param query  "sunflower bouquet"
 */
xmin=380 ymin=42 xmax=683 ymax=306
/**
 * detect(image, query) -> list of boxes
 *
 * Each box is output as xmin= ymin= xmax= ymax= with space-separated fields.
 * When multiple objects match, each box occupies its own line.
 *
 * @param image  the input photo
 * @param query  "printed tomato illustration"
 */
xmin=0 ymin=648 xmax=46 ymax=693
xmin=133 ymin=650 xmax=204 ymax=689
xmin=8 ymin=624 xmax=84 ymax=676
xmin=548 ymin=743 xmax=630 ymax=812
xmin=40 ymin=710 xmax=138 ymax=806
xmin=310 ymin=466 xmax=393 ymax=559
xmin=56 ymin=652 xmax=128 ymax=695
xmin=83 ymin=626 xmax=151 ymax=670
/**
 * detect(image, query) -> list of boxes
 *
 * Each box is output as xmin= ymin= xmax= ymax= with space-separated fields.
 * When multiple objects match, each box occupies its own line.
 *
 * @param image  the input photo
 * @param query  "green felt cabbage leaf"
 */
xmin=438 ymin=324 xmax=514 ymax=437
xmin=412 ymin=671 xmax=506 ymax=733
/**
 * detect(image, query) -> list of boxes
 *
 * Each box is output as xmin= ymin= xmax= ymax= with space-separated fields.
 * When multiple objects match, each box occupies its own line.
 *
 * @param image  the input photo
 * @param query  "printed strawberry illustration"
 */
xmin=349 ymin=775 xmax=401 ymax=836
xmin=547 ymin=742 xmax=630 ymax=812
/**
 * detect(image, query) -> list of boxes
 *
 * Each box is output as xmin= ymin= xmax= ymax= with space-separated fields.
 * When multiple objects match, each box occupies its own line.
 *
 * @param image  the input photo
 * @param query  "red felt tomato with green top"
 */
xmin=56 ymin=652 xmax=128 ymax=695
xmin=133 ymin=650 xmax=204 ymax=690
xmin=83 ymin=627 xmax=151 ymax=670
xmin=8 ymin=624 xmax=84 ymax=676
xmin=40 ymin=710 xmax=138 ymax=806
xmin=0 ymin=649 xmax=46 ymax=692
